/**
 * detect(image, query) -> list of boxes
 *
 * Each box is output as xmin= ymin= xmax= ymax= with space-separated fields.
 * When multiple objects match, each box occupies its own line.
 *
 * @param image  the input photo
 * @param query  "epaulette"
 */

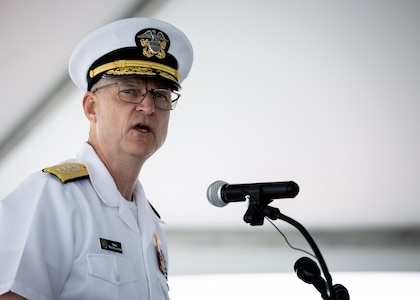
xmin=42 ymin=163 xmax=89 ymax=183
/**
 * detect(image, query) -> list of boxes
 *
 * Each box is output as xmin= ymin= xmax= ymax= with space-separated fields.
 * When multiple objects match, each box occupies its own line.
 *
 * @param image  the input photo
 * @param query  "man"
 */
xmin=0 ymin=17 xmax=193 ymax=299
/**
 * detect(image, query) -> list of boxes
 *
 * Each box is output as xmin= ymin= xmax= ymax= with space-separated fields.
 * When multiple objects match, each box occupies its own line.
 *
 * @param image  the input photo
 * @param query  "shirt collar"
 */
xmin=77 ymin=142 xmax=163 ymax=223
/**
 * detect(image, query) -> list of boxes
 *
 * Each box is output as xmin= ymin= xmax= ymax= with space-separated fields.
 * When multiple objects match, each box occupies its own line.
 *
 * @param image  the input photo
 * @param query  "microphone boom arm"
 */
xmin=264 ymin=206 xmax=335 ymax=300
xmin=242 ymin=190 xmax=346 ymax=300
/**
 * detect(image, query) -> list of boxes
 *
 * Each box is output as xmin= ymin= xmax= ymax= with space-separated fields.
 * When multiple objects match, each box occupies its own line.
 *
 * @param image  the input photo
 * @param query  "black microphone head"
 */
xmin=295 ymin=257 xmax=329 ymax=298
xmin=333 ymin=284 xmax=350 ymax=300
xmin=294 ymin=257 xmax=321 ymax=284
xmin=207 ymin=180 xmax=228 ymax=207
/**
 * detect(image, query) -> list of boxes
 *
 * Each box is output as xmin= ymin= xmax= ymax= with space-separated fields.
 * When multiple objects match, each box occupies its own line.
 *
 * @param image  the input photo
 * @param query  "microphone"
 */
xmin=294 ymin=257 xmax=329 ymax=299
xmin=294 ymin=257 xmax=350 ymax=300
xmin=207 ymin=180 xmax=299 ymax=207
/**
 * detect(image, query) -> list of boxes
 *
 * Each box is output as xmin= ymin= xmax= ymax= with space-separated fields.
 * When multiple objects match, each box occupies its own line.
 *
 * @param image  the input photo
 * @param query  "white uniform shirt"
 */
xmin=0 ymin=143 xmax=169 ymax=300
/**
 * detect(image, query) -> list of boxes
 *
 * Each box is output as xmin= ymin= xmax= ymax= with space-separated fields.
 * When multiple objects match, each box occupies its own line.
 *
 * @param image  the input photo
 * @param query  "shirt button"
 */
xmin=115 ymin=274 xmax=120 ymax=282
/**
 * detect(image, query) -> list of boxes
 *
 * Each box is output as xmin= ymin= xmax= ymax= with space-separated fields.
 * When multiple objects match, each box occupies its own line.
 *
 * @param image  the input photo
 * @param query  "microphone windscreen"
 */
xmin=206 ymin=180 xmax=228 ymax=207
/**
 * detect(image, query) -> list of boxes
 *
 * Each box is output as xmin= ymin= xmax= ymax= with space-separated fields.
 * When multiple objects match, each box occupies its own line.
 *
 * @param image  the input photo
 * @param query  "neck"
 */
xmin=109 ymin=161 xmax=142 ymax=201
xmin=90 ymin=142 xmax=145 ymax=201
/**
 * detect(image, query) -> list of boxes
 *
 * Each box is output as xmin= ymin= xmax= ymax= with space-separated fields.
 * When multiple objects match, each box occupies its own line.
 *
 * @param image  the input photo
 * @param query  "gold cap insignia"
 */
xmin=136 ymin=28 xmax=170 ymax=59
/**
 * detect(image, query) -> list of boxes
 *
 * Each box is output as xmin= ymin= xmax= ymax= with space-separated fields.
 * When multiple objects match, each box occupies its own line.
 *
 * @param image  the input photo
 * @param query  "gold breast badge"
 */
xmin=154 ymin=233 xmax=168 ymax=280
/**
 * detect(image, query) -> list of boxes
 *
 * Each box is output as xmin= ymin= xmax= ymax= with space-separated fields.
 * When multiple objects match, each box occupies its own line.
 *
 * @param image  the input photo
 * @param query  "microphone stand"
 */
xmin=242 ymin=189 xmax=349 ymax=300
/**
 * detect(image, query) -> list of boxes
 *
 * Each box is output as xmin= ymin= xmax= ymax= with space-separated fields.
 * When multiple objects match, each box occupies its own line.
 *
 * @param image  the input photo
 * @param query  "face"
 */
xmin=83 ymin=77 xmax=171 ymax=164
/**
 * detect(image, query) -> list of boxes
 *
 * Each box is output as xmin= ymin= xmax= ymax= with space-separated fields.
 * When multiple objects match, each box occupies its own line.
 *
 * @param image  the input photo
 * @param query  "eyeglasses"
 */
xmin=92 ymin=81 xmax=180 ymax=110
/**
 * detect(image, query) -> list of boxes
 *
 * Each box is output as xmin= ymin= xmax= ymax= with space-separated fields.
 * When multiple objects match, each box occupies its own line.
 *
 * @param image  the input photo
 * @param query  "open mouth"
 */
xmin=135 ymin=124 xmax=151 ymax=133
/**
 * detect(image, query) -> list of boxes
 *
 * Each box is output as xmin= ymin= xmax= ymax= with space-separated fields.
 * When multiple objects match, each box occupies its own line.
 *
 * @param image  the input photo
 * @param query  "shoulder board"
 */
xmin=42 ymin=163 xmax=89 ymax=183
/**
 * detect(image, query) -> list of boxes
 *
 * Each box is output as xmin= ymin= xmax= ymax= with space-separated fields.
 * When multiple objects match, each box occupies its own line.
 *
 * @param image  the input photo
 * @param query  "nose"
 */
xmin=135 ymin=91 xmax=155 ymax=114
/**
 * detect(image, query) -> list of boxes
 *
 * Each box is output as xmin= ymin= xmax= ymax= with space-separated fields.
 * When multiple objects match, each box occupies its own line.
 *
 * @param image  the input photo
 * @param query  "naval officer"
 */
xmin=0 ymin=17 xmax=193 ymax=300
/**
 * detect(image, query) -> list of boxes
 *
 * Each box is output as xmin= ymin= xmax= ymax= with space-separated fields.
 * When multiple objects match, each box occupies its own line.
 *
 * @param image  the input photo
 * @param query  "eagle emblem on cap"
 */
xmin=136 ymin=29 xmax=170 ymax=59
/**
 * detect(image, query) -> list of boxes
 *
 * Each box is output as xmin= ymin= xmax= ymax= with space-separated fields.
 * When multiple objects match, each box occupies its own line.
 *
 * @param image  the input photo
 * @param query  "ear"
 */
xmin=83 ymin=92 xmax=97 ymax=123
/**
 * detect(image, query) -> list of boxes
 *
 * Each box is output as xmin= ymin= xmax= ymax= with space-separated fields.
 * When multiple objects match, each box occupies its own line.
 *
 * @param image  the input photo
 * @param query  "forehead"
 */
xmin=100 ymin=76 xmax=172 ymax=88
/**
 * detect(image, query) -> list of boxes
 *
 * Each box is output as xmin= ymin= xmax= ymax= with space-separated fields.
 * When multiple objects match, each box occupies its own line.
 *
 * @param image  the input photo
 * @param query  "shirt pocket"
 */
xmin=84 ymin=253 xmax=137 ymax=300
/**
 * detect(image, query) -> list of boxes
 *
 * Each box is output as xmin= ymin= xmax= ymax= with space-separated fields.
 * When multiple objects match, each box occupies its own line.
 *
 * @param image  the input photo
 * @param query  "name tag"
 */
xmin=100 ymin=238 xmax=123 ymax=253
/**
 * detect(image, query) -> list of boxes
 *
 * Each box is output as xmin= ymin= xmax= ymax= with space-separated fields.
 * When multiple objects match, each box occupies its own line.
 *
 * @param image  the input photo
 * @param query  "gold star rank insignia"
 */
xmin=42 ymin=163 xmax=89 ymax=183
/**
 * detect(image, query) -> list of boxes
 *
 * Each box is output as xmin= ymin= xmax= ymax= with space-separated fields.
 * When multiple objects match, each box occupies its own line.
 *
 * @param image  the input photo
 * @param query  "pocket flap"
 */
xmin=87 ymin=253 xmax=136 ymax=285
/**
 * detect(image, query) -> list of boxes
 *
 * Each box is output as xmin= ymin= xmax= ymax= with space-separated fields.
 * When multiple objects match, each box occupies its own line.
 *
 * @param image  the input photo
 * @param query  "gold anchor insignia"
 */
xmin=136 ymin=29 xmax=169 ymax=59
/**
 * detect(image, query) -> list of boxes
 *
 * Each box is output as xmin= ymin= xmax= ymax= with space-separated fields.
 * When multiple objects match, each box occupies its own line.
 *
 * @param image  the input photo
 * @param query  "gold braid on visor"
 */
xmin=89 ymin=60 xmax=181 ymax=83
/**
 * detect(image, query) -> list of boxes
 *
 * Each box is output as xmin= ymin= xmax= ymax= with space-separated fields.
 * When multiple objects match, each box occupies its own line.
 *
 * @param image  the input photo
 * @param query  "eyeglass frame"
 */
xmin=91 ymin=81 xmax=181 ymax=110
